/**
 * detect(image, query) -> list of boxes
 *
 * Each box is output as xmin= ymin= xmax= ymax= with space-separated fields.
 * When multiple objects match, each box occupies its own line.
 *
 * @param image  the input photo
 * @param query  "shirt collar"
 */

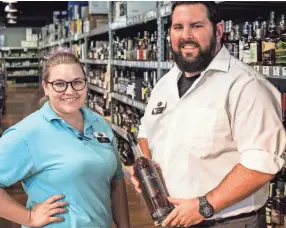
xmin=202 ymin=45 xmax=231 ymax=73
xmin=40 ymin=102 xmax=98 ymax=126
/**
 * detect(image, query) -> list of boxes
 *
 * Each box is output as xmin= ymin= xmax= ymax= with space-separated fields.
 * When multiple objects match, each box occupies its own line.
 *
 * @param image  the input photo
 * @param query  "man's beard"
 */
xmin=171 ymin=34 xmax=217 ymax=73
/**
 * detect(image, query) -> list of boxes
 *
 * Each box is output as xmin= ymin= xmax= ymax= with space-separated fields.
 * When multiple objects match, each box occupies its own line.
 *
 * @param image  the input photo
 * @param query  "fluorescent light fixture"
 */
xmin=6 ymin=13 xmax=17 ymax=19
xmin=4 ymin=3 xmax=17 ymax=13
xmin=7 ymin=18 xmax=16 ymax=24
xmin=2 ymin=1 xmax=17 ymax=3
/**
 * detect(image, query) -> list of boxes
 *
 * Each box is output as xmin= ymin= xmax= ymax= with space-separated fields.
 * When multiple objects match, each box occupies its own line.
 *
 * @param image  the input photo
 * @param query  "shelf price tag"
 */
xmin=253 ymin=65 xmax=260 ymax=72
xmin=74 ymin=34 xmax=78 ymax=41
xmin=282 ymin=67 xmax=286 ymax=78
xmin=273 ymin=66 xmax=280 ymax=77
xmin=262 ymin=66 xmax=270 ymax=77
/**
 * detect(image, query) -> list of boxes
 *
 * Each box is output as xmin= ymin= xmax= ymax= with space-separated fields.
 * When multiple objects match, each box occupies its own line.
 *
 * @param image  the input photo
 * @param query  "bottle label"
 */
xmin=266 ymin=207 xmax=271 ymax=224
xmin=242 ymin=48 xmax=251 ymax=64
xmin=262 ymin=41 xmax=275 ymax=64
xmin=275 ymin=40 xmax=286 ymax=64
xmin=136 ymin=166 xmax=173 ymax=221
xmin=272 ymin=209 xmax=281 ymax=224
xmin=250 ymin=43 xmax=258 ymax=63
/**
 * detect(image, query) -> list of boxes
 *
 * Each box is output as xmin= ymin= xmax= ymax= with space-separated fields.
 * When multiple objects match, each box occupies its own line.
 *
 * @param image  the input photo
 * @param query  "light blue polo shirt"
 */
xmin=0 ymin=102 xmax=124 ymax=228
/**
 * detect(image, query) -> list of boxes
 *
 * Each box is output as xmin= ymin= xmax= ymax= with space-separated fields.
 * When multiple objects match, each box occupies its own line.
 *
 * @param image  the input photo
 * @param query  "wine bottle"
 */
xmin=127 ymin=132 xmax=174 ymax=226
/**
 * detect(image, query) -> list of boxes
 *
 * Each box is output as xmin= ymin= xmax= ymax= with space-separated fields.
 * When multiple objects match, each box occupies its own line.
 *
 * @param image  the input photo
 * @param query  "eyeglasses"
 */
xmin=45 ymin=78 xmax=87 ymax=93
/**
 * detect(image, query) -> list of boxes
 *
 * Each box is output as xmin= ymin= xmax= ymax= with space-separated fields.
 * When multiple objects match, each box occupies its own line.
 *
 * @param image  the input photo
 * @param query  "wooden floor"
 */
xmin=0 ymin=87 xmax=154 ymax=228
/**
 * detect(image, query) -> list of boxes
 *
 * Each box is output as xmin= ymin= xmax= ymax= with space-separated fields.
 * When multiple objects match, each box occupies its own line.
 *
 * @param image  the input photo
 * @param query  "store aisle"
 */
xmin=0 ymin=87 xmax=154 ymax=228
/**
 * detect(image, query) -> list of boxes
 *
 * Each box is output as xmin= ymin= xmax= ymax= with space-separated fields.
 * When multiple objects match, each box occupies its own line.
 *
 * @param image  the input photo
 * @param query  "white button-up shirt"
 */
xmin=138 ymin=46 xmax=286 ymax=219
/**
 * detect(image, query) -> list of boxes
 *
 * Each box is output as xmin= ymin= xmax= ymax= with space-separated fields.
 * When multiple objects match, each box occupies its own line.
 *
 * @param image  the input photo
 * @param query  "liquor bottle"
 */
xmin=242 ymin=24 xmax=251 ymax=64
xmin=250 ymin=28 xmax=262 ymax=64
xmin=239 ymin=22 xmax=249 ymax=61
xmin=127 ymin=132 xmax=174 ymax=226
xmin=262 ymin=11 xmax=279 ymax=66
xmin=271 ymin=188 xmax=284 ymax=225
xmin=266 ymin=183 xmax=276 ymax=227
xmin=276 ymin=14 xmax=286 ymax=66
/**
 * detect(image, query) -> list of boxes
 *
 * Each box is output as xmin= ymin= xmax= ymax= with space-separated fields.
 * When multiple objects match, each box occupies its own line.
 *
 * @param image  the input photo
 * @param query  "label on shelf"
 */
xmin=273 ymin=66 xmax=280 ymax=77
xmin=262 ymin=66 xmax=270 ymax=77
xmin=74 ymin=34 xmax=78 ymax=41
xmin=253 ymin=66 xmax=260 ymax=72
xmin=282 ymin=67 xmax=286 ymax=77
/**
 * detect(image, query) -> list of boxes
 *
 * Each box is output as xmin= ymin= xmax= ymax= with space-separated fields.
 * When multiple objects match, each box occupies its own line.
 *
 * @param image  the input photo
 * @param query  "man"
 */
xmin=129 ymin=1 xmax=286 ymax=228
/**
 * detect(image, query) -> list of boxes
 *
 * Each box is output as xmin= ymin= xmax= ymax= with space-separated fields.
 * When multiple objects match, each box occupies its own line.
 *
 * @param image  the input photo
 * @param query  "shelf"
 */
xmin=6 ymin=65 xmax=39 ymax=69
xmin=111 ymin=92 xmax=146 ymax=111
xmin=0 ymin=47 xmax=38 ymax=51
xmin=7 ymin=75 xmax=38 ymax=77
xmin=6 ymin=83 xmax=39 ymax=88
xmin=112 ymin=124 xmax=128 ymax=141
xmin=4 ymin=57 xmax=38 ymax=60
xmin=161 ymin=61 xmax=175 ymax=70
xmin=87 ymin=24 xmax=109 ymax=37
xmin=84 ymin=59 xmax=108 ymax=65
xmin=112 ymin=60 xmax=158 ymax=69
xmin=252 ymin=65 xmax=286 ymax=79
xmin=87 ymin=83 xmax=106 ymax=95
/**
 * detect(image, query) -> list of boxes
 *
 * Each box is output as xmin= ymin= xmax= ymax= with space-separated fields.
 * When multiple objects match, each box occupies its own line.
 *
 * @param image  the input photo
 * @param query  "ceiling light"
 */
xmin=2 ymin=0 xmax=17 ymax=3
xmin=6 ymin=13 xmax=17 ymax=19
xmin=4 ymin=3 xmax=17 ymax=13
xmin=7 ymin=18 xmax=16 ymax=24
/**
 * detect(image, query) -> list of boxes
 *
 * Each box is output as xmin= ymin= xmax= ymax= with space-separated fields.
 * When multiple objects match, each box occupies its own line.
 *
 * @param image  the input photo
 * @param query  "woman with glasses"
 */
xmin=0 ymin=47 xmax=130 ymax=228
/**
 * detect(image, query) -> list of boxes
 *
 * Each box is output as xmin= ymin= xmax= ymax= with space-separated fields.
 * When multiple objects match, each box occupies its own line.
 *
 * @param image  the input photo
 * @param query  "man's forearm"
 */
xmin=138 ymin=138 xmax=152 ymax=159
xmin=111 ymin=178 xmax=130 ymax=228
xmin=0 ymin=188 xmax=31 ymax=226
xmin=206 ymin=164 xmax=274 ymax=213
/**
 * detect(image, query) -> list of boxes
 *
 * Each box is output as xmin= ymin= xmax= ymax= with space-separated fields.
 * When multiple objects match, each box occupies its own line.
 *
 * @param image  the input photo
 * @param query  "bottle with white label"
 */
xmin=127 ymin=132 xmax=174 ymax=227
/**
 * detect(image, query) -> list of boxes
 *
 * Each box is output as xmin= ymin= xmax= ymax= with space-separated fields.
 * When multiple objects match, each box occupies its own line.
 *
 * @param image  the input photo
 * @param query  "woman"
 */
xmin=0 ymin=48 xmax=130 ymax=228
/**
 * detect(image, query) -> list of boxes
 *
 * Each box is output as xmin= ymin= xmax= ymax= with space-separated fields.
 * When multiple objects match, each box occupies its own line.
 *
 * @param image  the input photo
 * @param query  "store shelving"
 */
xmin=111 ymin=92 xmax=147 ymax=111
xmin=87 ymin=83 xmax=106 ymax=95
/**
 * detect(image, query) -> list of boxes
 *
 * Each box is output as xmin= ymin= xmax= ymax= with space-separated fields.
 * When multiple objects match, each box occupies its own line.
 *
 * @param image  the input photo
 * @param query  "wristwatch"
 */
xmin=198 ymin=196 xmax=214 ymax=219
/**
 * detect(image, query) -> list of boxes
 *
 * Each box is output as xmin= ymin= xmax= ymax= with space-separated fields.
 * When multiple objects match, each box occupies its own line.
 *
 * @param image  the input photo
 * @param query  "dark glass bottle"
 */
xmin=127 ymin=132 xmax=174 ymax=227
xmin=272 ymin=188 xmax=284 ymax=225
xmin=266 ymin=183 xmax=276 ymax=227
xmin=262 ymin=11 xmax=279 ymax=66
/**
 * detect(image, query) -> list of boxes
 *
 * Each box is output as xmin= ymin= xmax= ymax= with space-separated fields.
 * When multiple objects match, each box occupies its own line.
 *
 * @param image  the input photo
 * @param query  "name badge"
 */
xmin=152 ymin=101 xmax=167 ymax=115
xmin=93 ymin=132 xmax=111 ymax=143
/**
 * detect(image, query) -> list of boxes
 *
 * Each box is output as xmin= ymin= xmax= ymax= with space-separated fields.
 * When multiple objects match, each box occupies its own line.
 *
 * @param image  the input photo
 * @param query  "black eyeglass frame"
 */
xmin=45 ymin=78 xmax=87 ymax=93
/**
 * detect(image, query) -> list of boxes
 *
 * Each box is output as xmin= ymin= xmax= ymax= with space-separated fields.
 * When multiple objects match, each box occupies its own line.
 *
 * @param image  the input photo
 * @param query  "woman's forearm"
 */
xmin=0 ymin=188 xmax=31 ymax=226
xmin=111 ymin=178 xmax=130 ymax=228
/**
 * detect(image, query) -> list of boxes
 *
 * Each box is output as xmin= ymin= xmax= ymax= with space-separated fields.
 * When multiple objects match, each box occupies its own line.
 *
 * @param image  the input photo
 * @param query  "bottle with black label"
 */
xmin=127 ymin=132 xmax=174 ymax=226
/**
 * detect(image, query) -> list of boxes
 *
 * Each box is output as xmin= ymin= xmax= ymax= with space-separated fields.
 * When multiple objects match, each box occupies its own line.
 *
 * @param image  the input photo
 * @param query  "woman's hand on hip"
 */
xmin=28 ymin=194 xmax=68 ymax=227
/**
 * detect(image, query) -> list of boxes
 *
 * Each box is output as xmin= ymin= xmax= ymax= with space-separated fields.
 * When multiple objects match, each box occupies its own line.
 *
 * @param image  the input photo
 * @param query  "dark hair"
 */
xmin=171 ymin=1 xmax=219 ymax=30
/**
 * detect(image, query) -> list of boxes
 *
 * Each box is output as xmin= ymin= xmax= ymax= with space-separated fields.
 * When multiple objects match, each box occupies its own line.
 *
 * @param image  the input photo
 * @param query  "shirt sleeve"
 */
xmin=0 ymin=128 xmax=36 ymax=187
xmin=230 ymin=78 xmax=286 ymax=174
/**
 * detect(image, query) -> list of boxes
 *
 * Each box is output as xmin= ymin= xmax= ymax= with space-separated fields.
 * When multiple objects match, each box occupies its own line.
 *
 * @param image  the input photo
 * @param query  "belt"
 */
xmin=187 ymin=208 xmax=263 ymax=228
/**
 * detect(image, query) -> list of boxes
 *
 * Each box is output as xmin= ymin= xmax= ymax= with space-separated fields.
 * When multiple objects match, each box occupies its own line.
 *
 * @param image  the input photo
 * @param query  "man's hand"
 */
xmin=128 ymin=162 xmax=161 ymax=194
xmin=28 ymin=194 xmax=68 ymax=227
xmin=127 ymin=166 xmax=142 ymax=193
xmin=162 ymin=197 xmax=204 ymax=227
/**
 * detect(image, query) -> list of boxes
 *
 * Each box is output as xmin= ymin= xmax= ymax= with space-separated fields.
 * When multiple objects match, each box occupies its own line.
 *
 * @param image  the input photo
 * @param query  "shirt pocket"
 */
xmin=183 ymin=107 xmax=218 ymax=151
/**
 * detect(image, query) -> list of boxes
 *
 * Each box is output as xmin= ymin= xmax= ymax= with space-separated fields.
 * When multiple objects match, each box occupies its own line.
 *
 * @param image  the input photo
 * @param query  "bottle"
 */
xmin=262 ymin=11 xmax=279 ymax=66
xmin=276 ymin=14 xmax=286 ymax=66
xmin=266 ymin=183 xmax=276 ymax=227
xmin=272 ymin=188 xmax=284 ymax=225
xmin=127 ymin=132 xmax=174 ymax=227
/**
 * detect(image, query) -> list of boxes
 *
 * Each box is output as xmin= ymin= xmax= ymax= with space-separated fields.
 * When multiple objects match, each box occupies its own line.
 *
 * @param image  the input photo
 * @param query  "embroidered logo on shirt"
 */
xmin=93 ymin=132 xmax=111 ymax=143
xmin=152 ymin=101 xmax=167 ymax=115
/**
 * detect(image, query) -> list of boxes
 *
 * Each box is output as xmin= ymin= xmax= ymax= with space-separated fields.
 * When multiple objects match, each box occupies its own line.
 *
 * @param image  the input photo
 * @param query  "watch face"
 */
xmin=200 ymin=205 xmax=213 ymax=218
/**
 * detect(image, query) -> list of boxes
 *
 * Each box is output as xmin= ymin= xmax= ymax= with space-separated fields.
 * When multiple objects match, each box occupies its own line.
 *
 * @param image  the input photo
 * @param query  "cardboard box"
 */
xmin=126 ymin=1 xmax=157 ymax=17
xmin=88 ymin=14 xmax=108 ymax=30
xmin=89 ymin=1 xmax=108 ymax=14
